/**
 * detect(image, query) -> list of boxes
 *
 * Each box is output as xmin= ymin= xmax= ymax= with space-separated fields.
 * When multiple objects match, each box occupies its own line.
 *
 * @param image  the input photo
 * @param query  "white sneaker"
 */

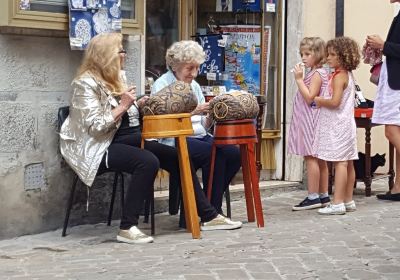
xmin=117 ymin=226 xmax=154 ymax=244
xmin=201 ymin=214 xmax=242 ymax=231
xmin=344 ymin=200 xmax=357 ymax=212
xmin=318 ymin=203 xmax=346 ymax=215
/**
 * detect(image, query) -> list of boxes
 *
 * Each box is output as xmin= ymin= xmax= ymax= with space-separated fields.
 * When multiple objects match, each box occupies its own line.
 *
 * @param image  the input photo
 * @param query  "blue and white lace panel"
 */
xmin=69 ymin=0 xmax=122 ymax=50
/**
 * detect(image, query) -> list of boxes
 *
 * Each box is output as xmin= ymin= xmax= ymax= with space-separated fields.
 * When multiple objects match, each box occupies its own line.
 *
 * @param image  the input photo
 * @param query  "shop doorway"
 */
xmin=145 ymin=0 xmax=180 ymax=77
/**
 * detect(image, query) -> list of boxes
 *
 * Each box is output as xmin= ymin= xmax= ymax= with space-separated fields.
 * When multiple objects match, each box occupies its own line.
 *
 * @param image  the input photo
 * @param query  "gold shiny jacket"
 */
xmin=59 ymin=73 xmax=121 ymax=186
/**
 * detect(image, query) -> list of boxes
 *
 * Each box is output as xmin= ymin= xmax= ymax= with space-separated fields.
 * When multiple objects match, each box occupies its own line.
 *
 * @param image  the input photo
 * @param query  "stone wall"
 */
xmin=0 ymin=34 xmax=142 ymax=239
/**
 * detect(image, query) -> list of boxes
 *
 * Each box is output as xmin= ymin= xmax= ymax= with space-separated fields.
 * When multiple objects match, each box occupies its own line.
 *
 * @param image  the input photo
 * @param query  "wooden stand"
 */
xmin=141 ymin=113 xmax=200 ymax=239
xmin=207 ymin=119 xmax=265 ymax=227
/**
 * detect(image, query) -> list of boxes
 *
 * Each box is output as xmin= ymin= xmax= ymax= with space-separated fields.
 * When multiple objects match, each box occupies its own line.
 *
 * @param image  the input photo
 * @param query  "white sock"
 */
xmin=308 ymin=193 xmax=319 ymax=200
xmin=319 ymin=192 xmax=329 ymax=199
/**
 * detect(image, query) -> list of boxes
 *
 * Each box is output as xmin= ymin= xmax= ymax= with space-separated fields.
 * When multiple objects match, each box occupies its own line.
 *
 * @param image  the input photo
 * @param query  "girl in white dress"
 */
xmin=313 ymin=37 xmax=361 ymax=215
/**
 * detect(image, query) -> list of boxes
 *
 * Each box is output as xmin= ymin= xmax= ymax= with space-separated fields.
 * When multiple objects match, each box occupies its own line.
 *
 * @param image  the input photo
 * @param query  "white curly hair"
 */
xmin=165 ymin=40 xmax=206 ymax=71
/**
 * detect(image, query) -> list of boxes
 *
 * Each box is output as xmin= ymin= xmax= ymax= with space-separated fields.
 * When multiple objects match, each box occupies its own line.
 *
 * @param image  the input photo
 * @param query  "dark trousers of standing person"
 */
xmin=97 ymin=137 xmax=160 ymax=230
xmin=187 ymin=134 xmax=241 ymax=214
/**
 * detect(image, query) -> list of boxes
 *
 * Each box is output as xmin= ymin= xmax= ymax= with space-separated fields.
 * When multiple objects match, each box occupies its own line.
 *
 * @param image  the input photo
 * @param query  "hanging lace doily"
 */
xmin=74 ymin=18 xmax=92 ymax=46
xmin=71 ymin=0 xmax=84 ymax=9
xmin=93 ymin=9 xmax=110 ymax=34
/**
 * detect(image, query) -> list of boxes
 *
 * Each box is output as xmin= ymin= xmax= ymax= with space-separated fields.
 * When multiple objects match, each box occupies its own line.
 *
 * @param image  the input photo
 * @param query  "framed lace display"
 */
xmin=69 ymin=0 xmax=122 ymax=50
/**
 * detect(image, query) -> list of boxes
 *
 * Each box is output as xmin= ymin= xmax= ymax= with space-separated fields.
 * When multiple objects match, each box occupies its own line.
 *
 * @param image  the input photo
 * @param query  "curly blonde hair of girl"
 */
xmin=300 ymin=37 xmax=326 ymax=67
xmin=326 ymin=36 xmax=361 ymax=71
xmin=77 ymin=33 xmax=125 ymax=95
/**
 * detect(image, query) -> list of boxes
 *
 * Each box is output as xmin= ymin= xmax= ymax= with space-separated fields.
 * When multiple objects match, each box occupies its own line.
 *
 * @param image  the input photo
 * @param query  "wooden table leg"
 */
xmin=255 ymin=96 xmax=266 ymax=179
xmin=240 ymin=144 xmax=255 ymax=222
xmin=364 ymin=127 xmax=372 ymax=197
xmin=176 ymin=136 xmax=200 ymax=239
xmin=207 ymin=145 xmax=217 ymax=201
xmin=389 ymin=142 xmax=395 ymax=190
xmin=247 ymin=143 xmax=264 ymax=227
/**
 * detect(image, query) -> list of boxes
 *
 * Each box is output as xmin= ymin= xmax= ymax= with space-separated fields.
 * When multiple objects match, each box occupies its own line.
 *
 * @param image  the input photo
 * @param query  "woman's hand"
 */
xmin=366 ymin=35 xmax=385 ymax=50
xmin=119 ymin=86 xmax=136 ymax=111
xmin=136 ymin=95 xmax=149 ymax=108
xmin=112 ymin=86 xmax=136 ymax=121
xmin=192 ymin=102 xmax=209 ymax=115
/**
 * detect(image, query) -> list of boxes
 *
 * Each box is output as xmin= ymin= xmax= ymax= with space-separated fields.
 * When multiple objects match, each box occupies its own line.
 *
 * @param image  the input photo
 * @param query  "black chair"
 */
xmin=58 ymin=106 xmax=154 ymax=237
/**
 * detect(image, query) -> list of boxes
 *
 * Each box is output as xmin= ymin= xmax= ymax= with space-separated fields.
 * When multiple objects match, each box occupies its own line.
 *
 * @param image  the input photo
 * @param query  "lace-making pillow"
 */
xmin=143 ymin=81 xmax=198 ymax=115
xmin=209 ymin=91 xmax=259 ymax=122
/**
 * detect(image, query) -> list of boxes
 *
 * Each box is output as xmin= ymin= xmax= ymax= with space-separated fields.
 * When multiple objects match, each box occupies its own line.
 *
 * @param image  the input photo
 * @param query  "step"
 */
xmin=151 ymin=180 xmax=303 ymax=214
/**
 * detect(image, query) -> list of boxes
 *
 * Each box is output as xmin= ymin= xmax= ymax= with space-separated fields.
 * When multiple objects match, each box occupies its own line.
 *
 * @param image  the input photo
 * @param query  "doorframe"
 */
xmin=179 ymin=0 xmax=196 ymax=40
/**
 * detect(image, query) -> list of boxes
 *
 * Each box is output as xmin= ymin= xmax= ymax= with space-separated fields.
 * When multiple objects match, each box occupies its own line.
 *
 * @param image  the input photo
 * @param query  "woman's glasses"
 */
xmin=118 ymin=49 xmax=127 ymax=54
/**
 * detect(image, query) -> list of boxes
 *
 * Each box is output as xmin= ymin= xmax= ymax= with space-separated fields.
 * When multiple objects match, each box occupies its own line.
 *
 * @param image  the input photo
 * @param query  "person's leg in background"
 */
xmin=144 ymin=139 xmax=242 ymax=231
xmin=385 ymin=125 xmax=400 ymax=194
xmin=187 ymin=137 xmax=211 ymax=185
xmin=144 ymin=140 xmax=217 ymax=223
xmin=318 ymin=159 xmax=330 ymax=206
xmin=292 ymin=156 xmax=322 ymax=211
xmin=201 ymin=135 xmax=241 ymax=214
xmin=318 ymin=161 xmax=347 ymax=215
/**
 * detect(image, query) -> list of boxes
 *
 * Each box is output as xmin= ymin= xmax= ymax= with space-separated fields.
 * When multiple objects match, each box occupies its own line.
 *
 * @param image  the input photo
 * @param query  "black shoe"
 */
xmin=376 ymin=192 xmax=400 ymax=201
xmin=292 ymin=197 xmax=322 ymax=211
xmin=320 ymin=196 xmax=331 ymax=207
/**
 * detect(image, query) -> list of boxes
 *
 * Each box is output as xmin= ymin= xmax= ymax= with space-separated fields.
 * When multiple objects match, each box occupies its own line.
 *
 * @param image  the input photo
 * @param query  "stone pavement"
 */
xmin=1 ymin=179 xmax=400 ymax=280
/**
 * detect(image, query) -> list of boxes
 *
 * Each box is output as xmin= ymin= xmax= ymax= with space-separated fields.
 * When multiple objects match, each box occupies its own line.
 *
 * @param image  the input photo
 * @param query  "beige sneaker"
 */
xmin=318 ymin=203 xmax=346 ymax=215
xmin=344 ymin=200 xmax=357 ymax=212
xmin=117 ymin=226 xmax=154 ymax=244
xmin=200 ymin=214 xmax=242 ymax=231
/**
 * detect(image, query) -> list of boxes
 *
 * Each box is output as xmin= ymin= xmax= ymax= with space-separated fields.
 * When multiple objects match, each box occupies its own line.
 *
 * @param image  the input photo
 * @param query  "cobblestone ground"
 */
xmin=1 ymin=179 xmax=400 ymax=280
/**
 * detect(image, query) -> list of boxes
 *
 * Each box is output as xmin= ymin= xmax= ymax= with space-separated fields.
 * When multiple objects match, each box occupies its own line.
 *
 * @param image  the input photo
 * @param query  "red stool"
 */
xmin=207 ymin=119 xmax=265 ymax=227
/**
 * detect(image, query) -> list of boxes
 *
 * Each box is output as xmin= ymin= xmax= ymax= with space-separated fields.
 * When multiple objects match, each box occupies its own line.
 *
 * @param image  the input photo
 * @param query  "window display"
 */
xmin=196 ymin=0 xmax=281 ymax=131
xmin=68 ymin=0 xmax=122 ymax=50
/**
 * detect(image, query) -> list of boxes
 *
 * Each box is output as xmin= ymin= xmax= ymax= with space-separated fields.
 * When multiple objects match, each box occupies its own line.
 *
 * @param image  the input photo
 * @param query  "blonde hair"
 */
xmin=77 ymin=33 xmax=125 ymax=94
xmin=299 ymin=37 xmax=326 ymax=67
xmin=165 ymin=40 xmax=206 ymax=70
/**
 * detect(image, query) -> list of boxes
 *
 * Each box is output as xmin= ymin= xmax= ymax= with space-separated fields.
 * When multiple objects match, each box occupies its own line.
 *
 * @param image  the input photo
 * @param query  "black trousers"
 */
xmin=187 ymin=135 xmax=241 ymax=214
xmin=97 ymin=133 xmax=159 ymax=230
xmin=98 ymin=130 xmax=217 ymax=229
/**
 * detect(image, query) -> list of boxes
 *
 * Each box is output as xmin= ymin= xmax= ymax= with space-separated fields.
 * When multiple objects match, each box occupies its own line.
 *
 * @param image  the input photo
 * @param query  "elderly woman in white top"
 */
xmin=151 ymin=40 xmax=241 ymax=216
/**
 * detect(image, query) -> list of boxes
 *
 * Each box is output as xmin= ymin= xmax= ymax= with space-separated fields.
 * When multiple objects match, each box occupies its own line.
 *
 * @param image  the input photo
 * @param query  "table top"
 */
xmin=354 ymin=108 xmax=373 ymax=119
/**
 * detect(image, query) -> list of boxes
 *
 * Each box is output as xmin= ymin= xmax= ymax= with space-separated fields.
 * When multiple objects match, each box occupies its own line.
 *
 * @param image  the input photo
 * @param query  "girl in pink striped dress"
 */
xmin=313 ymin=37 xmax=361 ymax=215
xmin=288 ymin=37 xmax=330 ymax=211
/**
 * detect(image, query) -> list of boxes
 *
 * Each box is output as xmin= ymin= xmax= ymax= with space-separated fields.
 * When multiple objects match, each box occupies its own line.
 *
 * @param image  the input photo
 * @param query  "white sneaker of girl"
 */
xmin=344 ymin=200 xmax=357 ymax=212
xmin=317 ymin=203 xmax=346 ymax=215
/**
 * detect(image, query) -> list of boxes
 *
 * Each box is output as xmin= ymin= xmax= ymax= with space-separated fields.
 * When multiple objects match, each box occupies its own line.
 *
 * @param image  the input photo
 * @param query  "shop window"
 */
xmin=145 ymin=0 xmax=180 ymax=76
xmin=29 ymin=0 xmax=68 ymax=13
xmin=28 ymin=0 xmax=134 ymax=18
xmin=0 ymin=0 xmax=142 ymax=34
xmin=195 ymin=0 xmax=283 ymax=133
